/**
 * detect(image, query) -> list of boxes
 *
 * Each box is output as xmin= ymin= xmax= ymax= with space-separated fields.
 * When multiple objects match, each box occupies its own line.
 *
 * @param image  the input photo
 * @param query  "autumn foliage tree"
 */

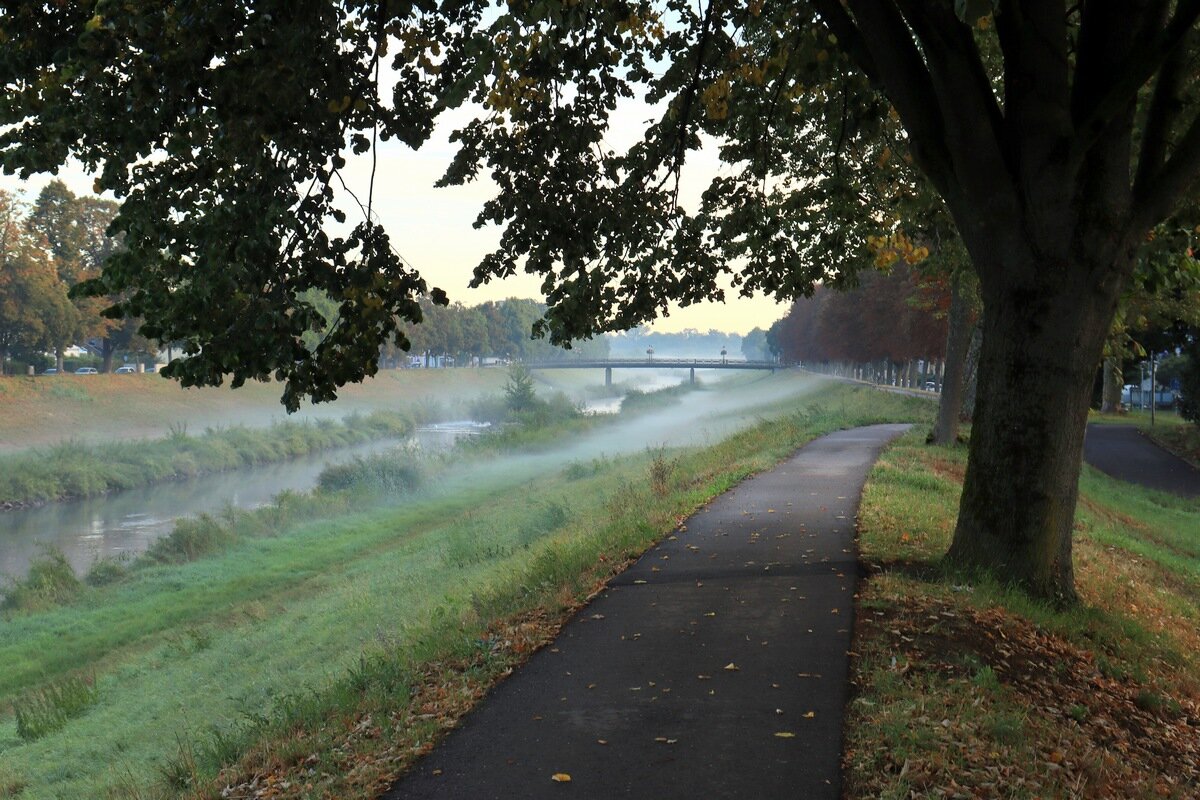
xmin=0 ymin=191 xmax=57 ymax=370
xmin=771 ymin=262 xmax=948 ymax=376
xmin=6 ymin=3 xmax=1200 ymax=600
xmin=24 ymin=181 xmax=116 ymax=371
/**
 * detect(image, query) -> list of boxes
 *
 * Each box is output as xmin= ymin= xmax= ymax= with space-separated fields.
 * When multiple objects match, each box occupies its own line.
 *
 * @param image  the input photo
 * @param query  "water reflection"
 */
xmin=0 ymin=427 xmax=479 ymax=582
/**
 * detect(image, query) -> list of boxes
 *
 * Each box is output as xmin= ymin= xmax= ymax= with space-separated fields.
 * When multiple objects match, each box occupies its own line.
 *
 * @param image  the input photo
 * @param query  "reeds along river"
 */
xmin=0 ymin=426 xmax=476 ymax=583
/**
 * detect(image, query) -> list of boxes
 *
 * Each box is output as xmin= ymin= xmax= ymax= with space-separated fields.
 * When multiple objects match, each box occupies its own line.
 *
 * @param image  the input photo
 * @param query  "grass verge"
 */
xmin=845 ymin=431 xmax=1200 ymax=799
xmin=0 ymin=380 xmax=929 ymax=799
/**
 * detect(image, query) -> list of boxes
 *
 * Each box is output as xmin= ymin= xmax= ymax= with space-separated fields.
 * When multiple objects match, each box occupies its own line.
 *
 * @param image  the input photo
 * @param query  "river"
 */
xmin=0 ymin=426 xmax=481 ymax=582
xmin=0 ymin=372 xmax=695 ymax=583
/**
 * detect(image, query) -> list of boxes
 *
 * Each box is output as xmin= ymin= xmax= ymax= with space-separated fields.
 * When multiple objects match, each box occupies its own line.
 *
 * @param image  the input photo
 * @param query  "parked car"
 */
xmin=74 ymin=367 xmax=98 ymax=375
xmin=42 ymin=368 xmax=58 ymax=375
xmin=114 ymin=365 xmax=137 ymax=374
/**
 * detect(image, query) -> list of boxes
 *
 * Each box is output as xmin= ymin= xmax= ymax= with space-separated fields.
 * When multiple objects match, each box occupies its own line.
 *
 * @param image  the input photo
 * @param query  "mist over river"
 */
xmin=0 ymin=369 xmax=809 ymax=584
xmin=0 ymin=427 xmax=472 ymax=581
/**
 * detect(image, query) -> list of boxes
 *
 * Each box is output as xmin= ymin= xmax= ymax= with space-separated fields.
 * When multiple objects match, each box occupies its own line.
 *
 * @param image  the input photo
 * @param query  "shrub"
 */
xmin=2 ymin=547 xmax=82 ymax=611
xmin=85 ymin=556 xmax=129 ymax=587
xmin=1178 ymin=339 xmax=1200 ymax=424
xmin=142 ymin=515 xmax=235 ymax=564
xmin=648 ymin=447 xmax=678 ymax=496
xmin=317 ymin=453 xmax=423 ymax=495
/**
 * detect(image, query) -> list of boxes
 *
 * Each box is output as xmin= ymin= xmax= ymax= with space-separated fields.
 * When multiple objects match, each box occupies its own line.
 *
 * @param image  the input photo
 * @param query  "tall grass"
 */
xmin=0 ymin=409 xmax=415 ymax=506
xmin=13 ymin=674 xmax=98 ymax=742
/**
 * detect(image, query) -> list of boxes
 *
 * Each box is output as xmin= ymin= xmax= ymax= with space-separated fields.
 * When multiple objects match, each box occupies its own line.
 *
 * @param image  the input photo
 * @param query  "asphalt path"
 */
xmin=382 ymin=423 xmax=911 ymax=800
xmin=1084 ymin=424 xmax=1200 ymax=498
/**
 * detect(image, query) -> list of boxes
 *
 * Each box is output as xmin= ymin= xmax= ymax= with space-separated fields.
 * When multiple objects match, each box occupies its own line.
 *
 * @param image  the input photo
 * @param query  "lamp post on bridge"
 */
xmin=720 ymin=347 xmax=727 ymax=365
xmin=646 ymin=346 xmax=654 ymax=363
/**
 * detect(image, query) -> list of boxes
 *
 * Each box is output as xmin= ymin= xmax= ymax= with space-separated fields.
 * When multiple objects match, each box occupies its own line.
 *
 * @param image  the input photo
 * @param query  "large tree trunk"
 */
xmin=55 ymin=346 xmax=64 ymax=373
xmin=931 ymin=270 xmax=975 ymax=445
xmin=948 ymin=267 xmax=1120 ymax=603
xmin=1100 ymin=358 xmax=1123 ymax=413
xmin=102 ymin=339 xmax=116 ymax=374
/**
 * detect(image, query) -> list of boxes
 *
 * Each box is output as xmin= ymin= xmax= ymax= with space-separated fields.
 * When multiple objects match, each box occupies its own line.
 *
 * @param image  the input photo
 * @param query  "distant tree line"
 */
xmin=607 ymin=327 xmax=749 ymax=360
xmin=380 ymin=297 xmax=610 ymax=366
xmin=767 ymin=262 xmax=952 ymax=388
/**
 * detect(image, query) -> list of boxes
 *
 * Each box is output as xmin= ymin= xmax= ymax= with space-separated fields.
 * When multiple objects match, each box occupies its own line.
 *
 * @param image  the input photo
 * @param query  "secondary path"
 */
xmin=383 ymin=423 xmax=911 ymax=800
xmin=1084 ymin=424 xmax=1200 ymax=498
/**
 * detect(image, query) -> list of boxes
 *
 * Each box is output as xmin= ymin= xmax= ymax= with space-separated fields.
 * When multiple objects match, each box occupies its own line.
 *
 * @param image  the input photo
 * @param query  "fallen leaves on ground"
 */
xmin=845 ymin=589 xmax=1200 ymax=799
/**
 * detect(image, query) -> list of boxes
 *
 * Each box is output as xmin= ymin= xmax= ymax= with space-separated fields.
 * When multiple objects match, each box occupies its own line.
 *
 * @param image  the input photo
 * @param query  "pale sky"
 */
xmin=1 ymin=105 xmax=787 ymax=336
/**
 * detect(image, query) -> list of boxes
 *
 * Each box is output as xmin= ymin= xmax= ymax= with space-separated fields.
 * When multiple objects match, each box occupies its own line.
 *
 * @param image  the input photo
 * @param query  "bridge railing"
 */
xmin=524 ymin=358 xmax=779 ymax=369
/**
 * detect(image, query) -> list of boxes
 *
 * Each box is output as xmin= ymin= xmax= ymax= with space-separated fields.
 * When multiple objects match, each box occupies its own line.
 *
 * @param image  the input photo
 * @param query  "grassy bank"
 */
xmin=845 ymin=432 xmax=1200 ymax=799
xmin=0 ymin=369 xmax=508 ymax=452
xmin=0 ymin=380 xmax=929 ymax=799
xmin=0 ymin=410 xmax=416 ymax=507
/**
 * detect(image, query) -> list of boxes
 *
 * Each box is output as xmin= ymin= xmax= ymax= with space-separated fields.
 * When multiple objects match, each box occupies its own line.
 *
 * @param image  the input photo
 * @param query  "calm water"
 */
xmin=0 ymin=426 xmax=479 ymax=581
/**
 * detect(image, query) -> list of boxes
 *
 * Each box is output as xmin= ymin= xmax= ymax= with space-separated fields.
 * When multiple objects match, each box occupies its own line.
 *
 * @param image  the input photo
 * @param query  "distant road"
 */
xmin=1084 ymin=424 xmax=1200 ymax=498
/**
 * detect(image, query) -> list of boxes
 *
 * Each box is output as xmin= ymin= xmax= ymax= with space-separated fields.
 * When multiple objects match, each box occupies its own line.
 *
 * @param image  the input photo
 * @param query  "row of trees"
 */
xmin=607 ymin=327 xmax=744 ymax=359
xmin=768 ymin=262 xmax=950 ymax=372
xmin=381 ymin=297 xmax=610 ymax=366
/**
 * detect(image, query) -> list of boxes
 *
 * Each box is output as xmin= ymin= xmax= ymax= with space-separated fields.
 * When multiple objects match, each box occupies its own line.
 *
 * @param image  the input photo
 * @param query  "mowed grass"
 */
xmin=0 ymin=369 xmax=507 ymax=452
xmin=846 ymin=431 xmax=1200 ymax=799
xmin=0 ymin=380 xmax=931 ymax=799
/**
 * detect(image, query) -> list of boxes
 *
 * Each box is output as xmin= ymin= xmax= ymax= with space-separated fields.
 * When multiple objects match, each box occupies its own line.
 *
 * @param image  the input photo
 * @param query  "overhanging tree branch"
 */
xmin=890 ymin=0 xmax=1013 ymax=216
xmin=1131 ymin=112 xmax=1200 ymax=232
xmin=809 ymin=0 xmax=880 ymax=82
xmin=1133 ymin=42 xmax=1187 ymax=197
xmin=833 ymin=0 xmax=956 ymax=198
xmin=1071 ymin=0 xmax=1200 ymax=163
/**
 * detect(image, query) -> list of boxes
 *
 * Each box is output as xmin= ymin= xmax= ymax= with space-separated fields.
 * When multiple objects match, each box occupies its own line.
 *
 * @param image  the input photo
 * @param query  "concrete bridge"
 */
xmin=525 ymin=358 xmax=779 ymax=386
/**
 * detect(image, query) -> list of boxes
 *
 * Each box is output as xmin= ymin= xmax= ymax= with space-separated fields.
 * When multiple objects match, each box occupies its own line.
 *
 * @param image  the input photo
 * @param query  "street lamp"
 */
xmin=646 ymin=346 xmax=654 ymax=363
xmin=720 ymin=346 xmax=727 ymax=364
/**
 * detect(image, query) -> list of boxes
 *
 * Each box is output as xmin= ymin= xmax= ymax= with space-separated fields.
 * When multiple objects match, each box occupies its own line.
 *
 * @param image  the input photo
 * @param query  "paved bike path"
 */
xmin=1084 ymin=424 xmax=1200 ymax=498
xmin=383 ymin=424 xmax=911 ymax=799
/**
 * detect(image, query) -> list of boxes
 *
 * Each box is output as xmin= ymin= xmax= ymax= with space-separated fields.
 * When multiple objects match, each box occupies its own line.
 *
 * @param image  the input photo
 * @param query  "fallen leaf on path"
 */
xmin=803 ymin=711 xmax=816 ymax=718
xmin=724 ymin=662 xmax=740 ymax=671
xmin=775 ymin=732 xmax=796 ymax=738
xmin=551 ymin=773 xmax=572 ymax=782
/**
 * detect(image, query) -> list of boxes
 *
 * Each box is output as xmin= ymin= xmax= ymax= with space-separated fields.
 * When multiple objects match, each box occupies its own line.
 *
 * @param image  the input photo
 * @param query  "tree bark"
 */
xmin=1100 ymin=357 xmax=1123 ymax=413
xmin=55 ymin=346 xmax=64 ymax=373
xmin=961 ymin=327 xmax=981 ymax=416
xmin=948 ymin=267 xmax=1119 ymax=604
xmin=931 ymin=270 xmax=974 ymax=445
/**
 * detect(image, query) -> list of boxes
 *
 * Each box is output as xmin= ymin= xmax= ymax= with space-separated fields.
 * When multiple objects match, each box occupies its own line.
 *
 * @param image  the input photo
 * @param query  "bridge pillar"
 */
xmin=690 ymin=367 xmax=695 ymax=384
xmin=605 ymin=367 xmax=612 ymax=387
